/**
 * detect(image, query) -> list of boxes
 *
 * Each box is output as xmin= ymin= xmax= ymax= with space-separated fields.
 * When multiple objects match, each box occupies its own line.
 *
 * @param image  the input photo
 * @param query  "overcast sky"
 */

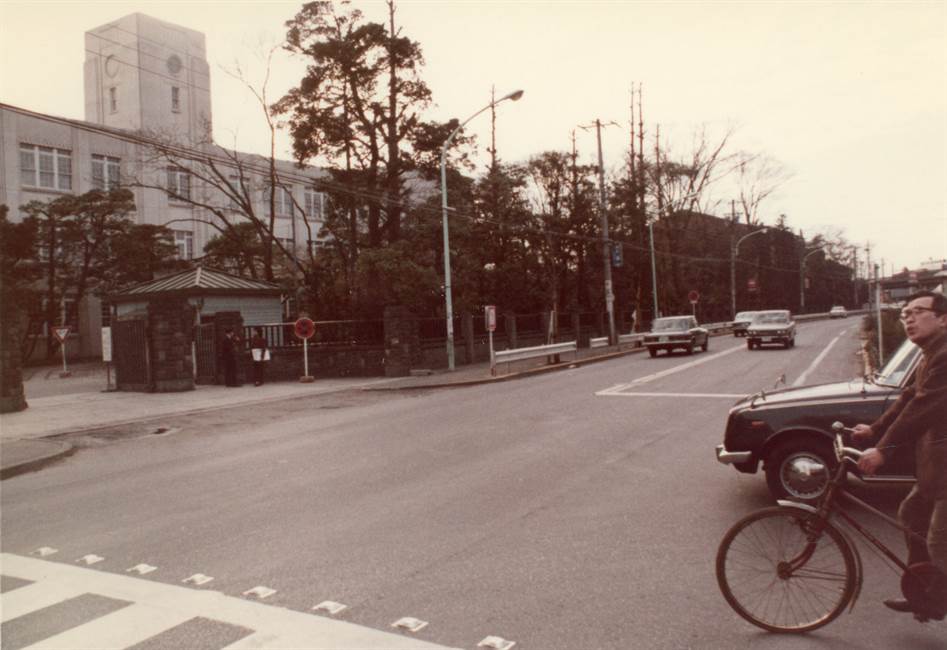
xmin=1 ymin=0 xmax=944 ymax=274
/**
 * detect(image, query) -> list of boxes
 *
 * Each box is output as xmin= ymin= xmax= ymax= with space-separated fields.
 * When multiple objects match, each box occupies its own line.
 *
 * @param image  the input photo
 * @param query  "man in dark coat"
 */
xmin=219 ymin=328 xmax=241 ymax=387
xmin=855 ymin=290 xmax=947 ymax=621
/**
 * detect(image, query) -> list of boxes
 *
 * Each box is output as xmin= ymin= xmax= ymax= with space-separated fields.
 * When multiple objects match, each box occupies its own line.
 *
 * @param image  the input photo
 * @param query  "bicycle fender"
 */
xmin=776 ymin=500 xmax=818 ymax=513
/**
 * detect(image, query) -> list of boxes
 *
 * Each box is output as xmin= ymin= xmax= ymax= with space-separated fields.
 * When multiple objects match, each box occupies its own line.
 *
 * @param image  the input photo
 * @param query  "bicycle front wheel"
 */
xmin=716 ymin=506 xmax=856 ymax=633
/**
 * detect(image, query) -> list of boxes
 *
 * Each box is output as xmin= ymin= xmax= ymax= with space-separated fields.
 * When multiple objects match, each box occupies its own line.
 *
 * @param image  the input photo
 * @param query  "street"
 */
xmin=2 ymin=319 xmax=944 ymax=649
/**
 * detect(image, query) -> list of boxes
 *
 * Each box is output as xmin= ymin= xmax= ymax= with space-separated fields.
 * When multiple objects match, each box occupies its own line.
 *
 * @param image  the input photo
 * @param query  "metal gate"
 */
xmin=194 ymin=323 xmax=217 ymax=384
xmin=113 ymin=319 xmax=150 ymax=391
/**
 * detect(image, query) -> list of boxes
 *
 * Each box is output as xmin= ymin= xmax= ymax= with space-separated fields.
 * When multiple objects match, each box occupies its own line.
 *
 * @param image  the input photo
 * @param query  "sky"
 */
xmin=1 ymin=0 xmax=945 ymax=274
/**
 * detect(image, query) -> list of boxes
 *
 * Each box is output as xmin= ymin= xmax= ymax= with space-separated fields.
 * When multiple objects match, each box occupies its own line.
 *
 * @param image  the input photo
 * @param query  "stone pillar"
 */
xmin=147 ymin=298 xmax=197 ymax=392
xmin=462 ymin=313 xmax=475 ymax=365
xmin=0 ymin=305 xmax=28 ymax=413
xmin=504 ymin=312 xmax=517 ymax=348
xmin=383 ymin=306 xmax=421 ymax=376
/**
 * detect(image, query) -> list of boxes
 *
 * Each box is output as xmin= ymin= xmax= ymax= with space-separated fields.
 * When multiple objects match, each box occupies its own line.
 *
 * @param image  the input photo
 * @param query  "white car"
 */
xmin=746 ymin=310 xmax=796 ymax=349
xmin=829 ymin=306 xmax=847 ymax=319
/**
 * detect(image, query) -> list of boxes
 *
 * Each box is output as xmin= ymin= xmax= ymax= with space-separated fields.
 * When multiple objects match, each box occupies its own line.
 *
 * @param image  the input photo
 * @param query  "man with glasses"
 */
xmin=853 ymin=290 xmax=947 ymax=622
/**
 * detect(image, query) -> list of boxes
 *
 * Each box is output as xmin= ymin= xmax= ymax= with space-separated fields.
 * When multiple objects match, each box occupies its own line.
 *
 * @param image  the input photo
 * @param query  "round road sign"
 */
xmin=687 ymin=290 xmax=700 ymax=304
xmin=294 ymin=317 xmax=315 ymax=340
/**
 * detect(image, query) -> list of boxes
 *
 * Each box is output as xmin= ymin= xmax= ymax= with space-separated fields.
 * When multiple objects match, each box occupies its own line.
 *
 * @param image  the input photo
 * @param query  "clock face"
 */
xmin=104 ymin=54 xmax=119 ymax=77
xmin=166 ymin=54 xmax=182 ymax=74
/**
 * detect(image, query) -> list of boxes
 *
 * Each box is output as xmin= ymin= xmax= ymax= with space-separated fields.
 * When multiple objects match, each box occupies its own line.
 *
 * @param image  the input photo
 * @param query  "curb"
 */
xmin=0 ymin=439 xmax=76 ymax=481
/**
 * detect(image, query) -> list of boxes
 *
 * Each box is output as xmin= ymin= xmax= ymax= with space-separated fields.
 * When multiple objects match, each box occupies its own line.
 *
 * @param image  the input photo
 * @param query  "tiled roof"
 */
xmin=112 ymin=266 xmax=280 ymax=297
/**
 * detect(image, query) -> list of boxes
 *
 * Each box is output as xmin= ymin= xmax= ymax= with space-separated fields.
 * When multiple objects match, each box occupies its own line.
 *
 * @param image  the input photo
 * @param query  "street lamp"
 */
xmin=730 ymin=226 xmax=768 ymax=318
xmin=799 ymin=246 xmax=824 ymax=313
xmin=440 ymin=89 xmax=524 ymax=371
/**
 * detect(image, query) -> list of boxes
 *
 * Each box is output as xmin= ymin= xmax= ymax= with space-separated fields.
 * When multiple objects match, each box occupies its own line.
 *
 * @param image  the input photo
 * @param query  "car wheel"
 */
xmin=747 ymin=340 xmax=754 ymax=350
xmin=648 ymin=347 xmax=657 ymax=358
xmin=702 ymin=339 xmax=709 ymax=352
xmin=686 ymin=342 xmax=694 ymax=355
xmin=765 ymin=439 xmax=835 ymax=502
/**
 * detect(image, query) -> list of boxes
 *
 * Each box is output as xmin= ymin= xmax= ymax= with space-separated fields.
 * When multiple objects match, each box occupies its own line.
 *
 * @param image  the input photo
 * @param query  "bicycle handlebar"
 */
xmin=831 ymin=421 xmax=864 ymax=464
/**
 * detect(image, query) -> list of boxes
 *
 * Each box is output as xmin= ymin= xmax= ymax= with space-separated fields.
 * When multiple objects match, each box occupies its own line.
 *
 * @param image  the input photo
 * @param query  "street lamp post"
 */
xmin=440 ymin=89 xmax=524 ymax=371
xmin=730 ymin=227 xmax=768 ymax=318
xmin=799 ymin=246 xmax=824 ymax=313
xmin=648 ymin=219 xmax=659 ymax=319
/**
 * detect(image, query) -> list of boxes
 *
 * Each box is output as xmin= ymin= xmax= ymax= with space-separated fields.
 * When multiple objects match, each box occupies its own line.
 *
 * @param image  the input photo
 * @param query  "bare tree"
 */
xmin=731 ymin=152 xmax=792 ymax=224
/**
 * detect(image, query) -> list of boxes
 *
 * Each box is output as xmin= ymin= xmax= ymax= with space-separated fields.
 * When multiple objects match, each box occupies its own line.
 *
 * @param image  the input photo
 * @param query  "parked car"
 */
xmin=730 ymin=311 xmax=758 ymax=337
xmin=715 ymin=339 xmax=920 ymax=501
xmin=746 ymin=310 xmax=796 ymax=349
xmin=643 ymin=316 xmax=709 ymax=357
xmin=829 ymin=305 xmax=848 ymax=318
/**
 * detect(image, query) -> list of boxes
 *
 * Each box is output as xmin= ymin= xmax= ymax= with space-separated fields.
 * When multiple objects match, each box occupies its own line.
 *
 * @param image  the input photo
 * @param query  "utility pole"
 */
xmin=865 ymin=242 xmax=872 ymax=311
xmin=875 ymin=263 xmax=883 ymax=364
xmin=852 ymin=246 xmax=859 ymax=306
xmin=593 ymin=119 xmax=617 ymax=344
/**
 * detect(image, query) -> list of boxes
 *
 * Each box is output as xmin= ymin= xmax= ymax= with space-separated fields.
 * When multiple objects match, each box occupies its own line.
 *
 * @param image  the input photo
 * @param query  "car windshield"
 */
xmin=734 ymin=312 xmax=755 ymax=320
xmin=874 ymin=340 xmax=920 ymax=387
xmin=651 ymin=318 xmax=691 ymax=332
xmin=752 ymin=312 xmax=789 ymax=324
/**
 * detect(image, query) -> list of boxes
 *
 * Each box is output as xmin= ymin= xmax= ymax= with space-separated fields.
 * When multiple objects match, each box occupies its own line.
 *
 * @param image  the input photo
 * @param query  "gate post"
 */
xmin=148 ymin=298 xmax=196 ymax=392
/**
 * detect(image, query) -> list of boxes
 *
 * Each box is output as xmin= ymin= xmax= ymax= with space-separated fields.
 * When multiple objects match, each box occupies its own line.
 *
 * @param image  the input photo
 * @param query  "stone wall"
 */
xmin=241 ymin=345 xmax=385 ymax=383
xmin=0 ymin=306 xmax=27 ymax=413
xmin=147 ymin=298 xmax=196 ymax=392
xmin=383 ymin=306 xmax=421 ymax=377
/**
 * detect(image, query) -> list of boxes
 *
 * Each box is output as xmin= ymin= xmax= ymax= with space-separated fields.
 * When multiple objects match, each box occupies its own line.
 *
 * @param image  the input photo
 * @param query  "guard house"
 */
xmin=109 ymin=266 xmax=283 ymax=326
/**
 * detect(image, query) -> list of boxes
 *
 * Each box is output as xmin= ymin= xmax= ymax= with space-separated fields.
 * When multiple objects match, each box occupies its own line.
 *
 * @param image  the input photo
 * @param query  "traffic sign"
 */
xmin=747 ymin=278 xmax=758 ymax=292
xmin=485 ymin=305 xmax=497 ymax=332
xmin=688 ymin=290 xmax=700 ymax=305
xmin=53 ymin=327 xmax=70 ymax=343
xmin=294 ymin=318 xmax=315 ymax=340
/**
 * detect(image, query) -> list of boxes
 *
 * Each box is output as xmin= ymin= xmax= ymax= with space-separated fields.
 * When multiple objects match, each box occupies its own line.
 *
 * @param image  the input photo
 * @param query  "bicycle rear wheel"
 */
xmin=716 ymin=506 xmax=857 ymax=632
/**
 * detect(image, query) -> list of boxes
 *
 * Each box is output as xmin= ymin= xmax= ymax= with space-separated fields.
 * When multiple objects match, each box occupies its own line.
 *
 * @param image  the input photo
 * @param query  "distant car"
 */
xmin=746 ymin=310 xmax=796 ymax=350
xmin=730 ymin=311 xmax=758 ymax=337
xmin=644 ymin=316 xmax=709 ymax=357
xmin=829 ymin=305 xmax=847 ymax=319
xmin=716 ymin=339 xmax=920 ymax=501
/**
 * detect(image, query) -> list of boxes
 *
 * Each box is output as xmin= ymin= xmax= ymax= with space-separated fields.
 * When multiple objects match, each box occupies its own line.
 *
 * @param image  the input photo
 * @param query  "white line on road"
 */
xmin=596 ymin=343 xmax=745 ymax=396
xmin=597 ymin=391 xmax=745 ymax=399
xmin=792 ymin=330 xmax=845 ymax=387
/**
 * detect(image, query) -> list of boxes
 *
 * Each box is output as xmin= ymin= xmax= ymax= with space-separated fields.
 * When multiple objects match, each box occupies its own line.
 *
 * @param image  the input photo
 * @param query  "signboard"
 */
xmin=611 ymin=242 xmax=623 ymax=267
xmin=294 ymin=317 xmax=315 ymax=340
xmin=53 ymin=327 xmax=70 ymax=343
xmin=687 ymin=290 xmax=700 ymax=305
xmin=485 ymin=305 xmax=497 ymax=332
xmin=747 ymin=278 xmax=759 ymax=293
xmin=101 ymin=327 xmax=112 ymax=362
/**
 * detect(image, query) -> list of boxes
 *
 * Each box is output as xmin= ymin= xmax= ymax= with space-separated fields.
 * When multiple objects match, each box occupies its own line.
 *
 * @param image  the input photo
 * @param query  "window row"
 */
xmin=20 ymin=145 xmax=120 ymax=191
xmin=107 ymin=85 xmax=181 ymax=113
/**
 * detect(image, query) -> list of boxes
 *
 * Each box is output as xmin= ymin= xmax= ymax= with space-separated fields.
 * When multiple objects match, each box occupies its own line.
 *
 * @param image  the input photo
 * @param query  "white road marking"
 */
xmin=242 ymin=586 xmax=277 ymax=599
xmin=792 ymin=331 xmax=843 ymax=387
xmin=597 ymin=391 xmax=744 ymax=399
xmin=1 ymin=553 xmax=458 ymax=649
xmin=479 ymin=635 xmax=516 ymax=649
xmin=76 ymin=554 xmax=104 ymax=565
xmin=391 ymin=616 xmax=429 ymax=632
xmin=313 ymin=600 xmax=348 ymax=615
xmin=126 ymin=563 xmax=157 ymax=575
xmin=32 ymin=547 xmax=58 ymax=557
xmin=183 ymin=573 xmax=214 ymax=585
xmin=596 ymin=343 xmax=744 ymax=395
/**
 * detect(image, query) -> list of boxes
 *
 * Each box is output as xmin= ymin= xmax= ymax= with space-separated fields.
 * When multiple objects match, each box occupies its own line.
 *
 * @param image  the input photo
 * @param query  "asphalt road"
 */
xmin=2 ymin=318 xmax=945 ymax=649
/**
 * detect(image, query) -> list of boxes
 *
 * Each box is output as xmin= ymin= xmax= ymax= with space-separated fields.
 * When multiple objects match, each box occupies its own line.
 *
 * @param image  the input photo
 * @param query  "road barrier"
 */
xmin=494 ymin=341 xmax=578 ymax=365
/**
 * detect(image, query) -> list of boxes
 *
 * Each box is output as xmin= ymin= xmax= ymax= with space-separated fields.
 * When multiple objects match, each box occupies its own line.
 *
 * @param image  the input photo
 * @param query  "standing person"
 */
xmin=853 ymin=290 xmax=947 ymax=622
xmin=250 ymin=327 xmax=269 ymax=387
xmin=219 ymin=327 xmax=241 ymax=387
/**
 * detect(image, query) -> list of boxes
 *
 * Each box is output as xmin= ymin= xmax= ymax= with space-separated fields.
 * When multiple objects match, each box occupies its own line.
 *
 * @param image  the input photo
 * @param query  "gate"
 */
xmin=113 ymin=319 xmax=150 ymax=391
xmin=194 ymin=323 xmax=217 ymax=384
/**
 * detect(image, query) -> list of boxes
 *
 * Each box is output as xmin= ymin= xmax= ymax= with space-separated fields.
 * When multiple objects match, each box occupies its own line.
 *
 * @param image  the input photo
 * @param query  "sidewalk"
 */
xmin=1 ymin=344 xmax=646 ymax=479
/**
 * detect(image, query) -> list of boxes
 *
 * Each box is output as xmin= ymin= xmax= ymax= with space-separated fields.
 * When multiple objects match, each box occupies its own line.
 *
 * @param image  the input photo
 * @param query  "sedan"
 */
xmin=730 ymin=311 xmax=758 ymax=337
xmin=746 ymin=310 xmax=796 ymax=349
xmin=829 ymin=305 xmax=848 ymax=318
xmin=644 ymin=316 xmax=709 ymax=357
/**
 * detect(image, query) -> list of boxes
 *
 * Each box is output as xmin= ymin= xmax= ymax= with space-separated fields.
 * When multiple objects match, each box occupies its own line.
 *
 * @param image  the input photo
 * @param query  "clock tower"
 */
xmin=83 ymin=13 xmax=212 ymax=143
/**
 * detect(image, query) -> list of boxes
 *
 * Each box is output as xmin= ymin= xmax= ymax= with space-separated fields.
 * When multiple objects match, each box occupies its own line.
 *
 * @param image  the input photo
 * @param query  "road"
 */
xmin=2 ymin=319 xmax=944 ymax=649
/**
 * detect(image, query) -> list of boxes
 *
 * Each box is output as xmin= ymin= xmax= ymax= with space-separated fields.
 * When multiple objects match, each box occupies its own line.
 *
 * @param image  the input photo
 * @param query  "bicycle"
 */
xmin=715 ymin=422 xmax=946 ymax=632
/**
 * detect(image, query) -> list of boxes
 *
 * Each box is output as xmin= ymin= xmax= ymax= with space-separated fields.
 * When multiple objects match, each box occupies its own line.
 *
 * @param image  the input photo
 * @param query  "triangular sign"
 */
xmin=54 ymin=327 xmax=70 ymax=342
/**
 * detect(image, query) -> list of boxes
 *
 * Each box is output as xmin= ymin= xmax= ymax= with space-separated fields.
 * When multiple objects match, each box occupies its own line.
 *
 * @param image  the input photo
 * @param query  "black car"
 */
xmin=730 ymin=311 xmax=758 ymax=337
xmin=715 ymin=339 xmax=920 ymax=501
xmin=643 ymin=316 xmax=709 ymax=357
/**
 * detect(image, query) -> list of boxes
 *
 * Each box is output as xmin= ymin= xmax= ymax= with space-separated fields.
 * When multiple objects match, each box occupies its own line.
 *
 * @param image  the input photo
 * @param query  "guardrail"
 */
xmin=494 ymin=341 xmax=578 ymax=364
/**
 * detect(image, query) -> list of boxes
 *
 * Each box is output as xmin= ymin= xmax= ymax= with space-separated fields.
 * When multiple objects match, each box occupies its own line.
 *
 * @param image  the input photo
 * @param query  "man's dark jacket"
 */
xmin=871 ymin=331 xmax=947 ymax=498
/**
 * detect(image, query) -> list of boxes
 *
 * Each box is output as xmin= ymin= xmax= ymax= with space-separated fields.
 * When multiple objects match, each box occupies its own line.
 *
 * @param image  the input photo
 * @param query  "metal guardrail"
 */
xmin=494 ymin=341 xmax=578 ymax=364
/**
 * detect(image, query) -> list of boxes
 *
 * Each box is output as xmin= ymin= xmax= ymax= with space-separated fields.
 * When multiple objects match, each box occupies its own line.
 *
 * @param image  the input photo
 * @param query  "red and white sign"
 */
xmin=485 ymin=305 xmax=497 ymax=332
xmin=687 ymin=290 xmax=700 ymax=305
xmin=747 ymin=278 xmax=758 ymax=292
xmin=294 ymin=317 xmax=315 ymax=340
xmin=53 ymin=327 xmax=70 ymax=343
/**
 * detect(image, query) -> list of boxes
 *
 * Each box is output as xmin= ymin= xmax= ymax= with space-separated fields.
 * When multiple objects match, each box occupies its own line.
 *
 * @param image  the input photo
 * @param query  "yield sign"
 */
xmin=53 ymin=327 xmax=70 ymax=342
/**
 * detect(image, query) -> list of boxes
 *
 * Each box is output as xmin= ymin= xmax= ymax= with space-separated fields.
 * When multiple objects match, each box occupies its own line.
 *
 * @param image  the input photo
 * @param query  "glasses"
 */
xmin=899 ymin=307 xmax=940 ymax=321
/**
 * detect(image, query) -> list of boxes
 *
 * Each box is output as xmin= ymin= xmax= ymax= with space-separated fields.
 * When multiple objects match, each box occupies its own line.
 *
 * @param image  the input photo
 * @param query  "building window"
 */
xmin=264 ymin=184 xmax=294 ymax=218
xmin=228 ymin=175 xmax=248 ymax=209
xmin=174 ymin=230 xmax=193 ymax=260
xmin=20 ymin=144 xmax=72 ymax=191
xmin=166 ymin=167 xmax=191 ymax=201
xmin=108 ymin=87 xmax=117 ymax=113
xmin=171 ymin=86 xmax=180 ymax=112
xmin=304 ymin=187 xmax=324 ymax=221
xmin=92 ymin=154 xmax=121 ymax=190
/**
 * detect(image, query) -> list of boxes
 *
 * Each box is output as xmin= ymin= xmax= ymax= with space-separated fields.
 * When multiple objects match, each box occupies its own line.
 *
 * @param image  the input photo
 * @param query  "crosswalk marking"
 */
xmin=1 ymin=553 xmax=459 ymax=649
